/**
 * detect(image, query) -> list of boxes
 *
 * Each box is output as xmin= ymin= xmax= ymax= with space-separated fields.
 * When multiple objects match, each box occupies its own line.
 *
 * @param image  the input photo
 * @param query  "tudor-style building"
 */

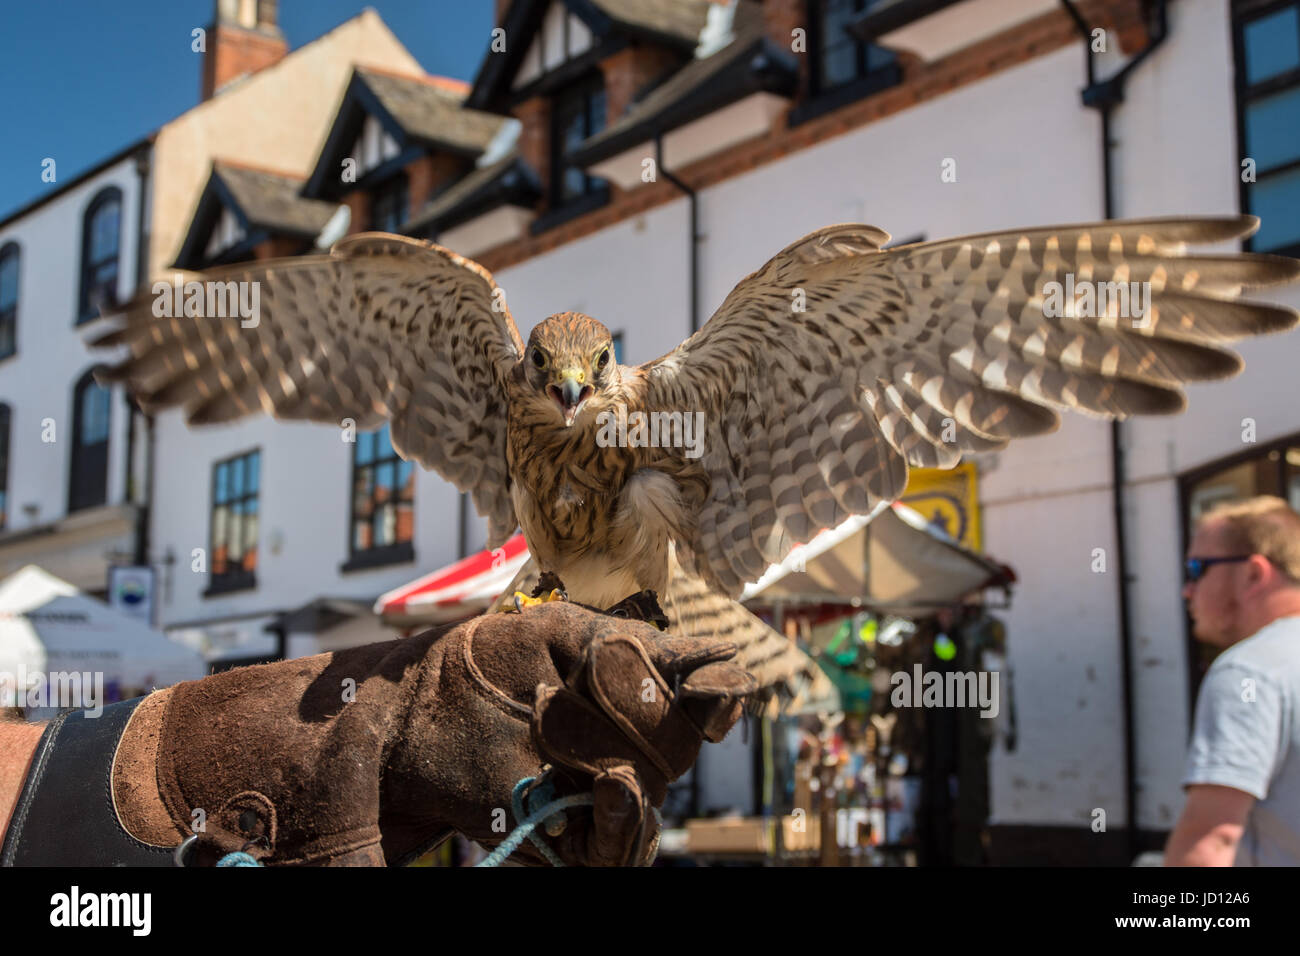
xmin=301 ymin=67 xmax=510 ymax=241
xmin=174 ymin=160 xmax=339 ymax=270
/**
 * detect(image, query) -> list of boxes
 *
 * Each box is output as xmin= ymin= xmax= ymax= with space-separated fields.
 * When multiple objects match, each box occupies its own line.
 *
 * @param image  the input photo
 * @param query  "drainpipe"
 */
xmin=655 ymin=135 xmax=701 ymax=334
xmin=1060 ymin=0 xmax=1169 ymax=864
xmin=657 ymin=136 xmax=703 ymax=818
xmin=131 ymin=145 xmax=154 ymax=570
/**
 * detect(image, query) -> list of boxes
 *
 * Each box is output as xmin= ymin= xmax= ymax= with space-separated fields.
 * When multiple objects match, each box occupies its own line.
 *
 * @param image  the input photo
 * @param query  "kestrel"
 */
xmin=95 ymin=216 xmax=1300 ymax=690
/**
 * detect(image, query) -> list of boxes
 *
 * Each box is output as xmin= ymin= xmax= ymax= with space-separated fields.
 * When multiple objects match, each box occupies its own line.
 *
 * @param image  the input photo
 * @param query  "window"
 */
xmin=208 ymin=449 xmax=260 ymax=594
xmin=1234 ymin=0 xmax=1300 ymax=254
xmin=811 ymin=0 xmax=898 ymax=95
xmin=551 ymin=73 xmax=608 ymax=208
xmin=0 ymin=243 xmax=17 ymax=360
xmin=370 ymin=174 xmax=409 ymax=233
xmin=68 ymin=369 xmax=111 ymax=513
xmin=0 ymin=404 xmax=9 ymax=530
xmin=78 ymin=187 xmax=122 ymax=323
xmin=344 ymin=424 xmax=414 ymax=571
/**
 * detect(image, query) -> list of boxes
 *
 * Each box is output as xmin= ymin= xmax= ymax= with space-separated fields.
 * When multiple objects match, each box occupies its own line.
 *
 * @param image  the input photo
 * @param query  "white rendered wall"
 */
xmin=0 ymin=155 xmax=145 ymax=587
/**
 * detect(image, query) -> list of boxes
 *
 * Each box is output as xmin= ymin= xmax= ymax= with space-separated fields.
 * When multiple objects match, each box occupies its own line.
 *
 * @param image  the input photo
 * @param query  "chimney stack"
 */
xmin=201 ymin=0 xmax=288 ymax=101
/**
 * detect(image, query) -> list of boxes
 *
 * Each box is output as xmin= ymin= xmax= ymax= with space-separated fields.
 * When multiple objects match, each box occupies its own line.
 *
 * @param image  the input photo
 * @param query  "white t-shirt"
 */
xmin=1182 ymin=614 xmax=1300 ymax=866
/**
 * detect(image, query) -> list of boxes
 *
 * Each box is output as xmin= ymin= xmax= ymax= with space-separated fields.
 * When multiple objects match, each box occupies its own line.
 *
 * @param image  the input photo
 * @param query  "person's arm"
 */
xmin=1164 ymin=784 xmax=1256 ymax=866
xmin=1169 ymin=661 xmax=1280 ymax=867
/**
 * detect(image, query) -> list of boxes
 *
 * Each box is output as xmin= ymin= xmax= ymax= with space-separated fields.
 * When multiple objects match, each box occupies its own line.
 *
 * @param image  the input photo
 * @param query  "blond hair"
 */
xmin=1201 ymin=495 xmax=1300 ymax=584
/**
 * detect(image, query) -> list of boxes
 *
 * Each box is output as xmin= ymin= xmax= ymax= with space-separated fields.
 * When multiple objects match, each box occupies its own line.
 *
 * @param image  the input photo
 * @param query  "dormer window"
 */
xmin=551 ymin=72 xmax=607 ymax=207
xmin=811 ymin=0 xmax=898 ymax=96
xmin=204 ymin=206 xmax=247 ymax=262
xmin=351 ymin=114 xmax=402 ymax=181
xmin=370 ymin=173 xmax=409 ymax=233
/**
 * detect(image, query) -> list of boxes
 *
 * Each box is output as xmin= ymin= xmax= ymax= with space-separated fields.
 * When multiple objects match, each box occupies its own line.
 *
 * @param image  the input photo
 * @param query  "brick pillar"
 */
xmin=515 ymin=96 xmax=552 ymax=200
xmin=201 ymin=26 xmax=288 ymax=99
xmin=763 ymin=0 xmax=804 ymax=52
xmin=343 ymin=191 xmax=371 ymax=235
xmin=599 ymin=45 xmax=681 ymax=125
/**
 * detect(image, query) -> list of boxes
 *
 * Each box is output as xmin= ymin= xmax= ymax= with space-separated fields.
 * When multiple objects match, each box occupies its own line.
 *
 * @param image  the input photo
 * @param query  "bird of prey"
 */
xmin=95 ymin=216 xmax=1300 ymax=691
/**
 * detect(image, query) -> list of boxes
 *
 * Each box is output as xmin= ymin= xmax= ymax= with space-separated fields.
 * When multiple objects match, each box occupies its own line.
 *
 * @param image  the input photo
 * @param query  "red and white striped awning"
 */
xmin=374 ymin=533 xmax=530 ymax=624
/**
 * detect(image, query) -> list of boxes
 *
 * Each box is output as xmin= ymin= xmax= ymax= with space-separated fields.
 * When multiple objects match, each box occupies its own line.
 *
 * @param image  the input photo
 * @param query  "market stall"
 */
xmin=676 ymin=501 xmax=1017 ymax=866
xmin=0 ymin=564 xmax=207 ymax=721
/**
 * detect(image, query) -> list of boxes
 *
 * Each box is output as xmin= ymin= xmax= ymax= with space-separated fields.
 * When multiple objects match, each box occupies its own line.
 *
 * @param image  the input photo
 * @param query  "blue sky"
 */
xmin=0 ymin=1 xmax=494 ymax=218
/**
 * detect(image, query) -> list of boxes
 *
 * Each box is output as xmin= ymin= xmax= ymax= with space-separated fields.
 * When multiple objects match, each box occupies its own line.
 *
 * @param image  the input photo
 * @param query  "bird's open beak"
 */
xmin=548 ymin=368 xmax=593 ymax=426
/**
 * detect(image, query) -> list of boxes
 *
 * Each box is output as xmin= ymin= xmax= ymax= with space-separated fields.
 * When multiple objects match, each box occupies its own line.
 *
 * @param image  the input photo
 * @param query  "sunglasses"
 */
xmin=1184 ymin=555 xmax=1254 ymax=583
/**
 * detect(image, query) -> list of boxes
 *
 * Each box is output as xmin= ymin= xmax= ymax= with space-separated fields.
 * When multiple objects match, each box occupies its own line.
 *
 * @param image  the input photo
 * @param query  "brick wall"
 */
xmin=600 ymin=45 xmax=682 ymax=126
xmin=343 ymin=191 xmax=371 ymax=235
xmin=406 ymin=154 xmax=470 ymax=218
xmin=515 ymin=96 xmax=553 ymax=203
xmin=201 ymin=26 xmax=288 ymax=101
xmin=253 ymin=236 xmax=304 ymax=260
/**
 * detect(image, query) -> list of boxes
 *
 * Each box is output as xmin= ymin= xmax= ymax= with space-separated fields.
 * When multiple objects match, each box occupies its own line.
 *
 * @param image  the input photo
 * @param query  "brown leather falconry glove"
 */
xmin=109 ymin=600 xmax=754 ymax=866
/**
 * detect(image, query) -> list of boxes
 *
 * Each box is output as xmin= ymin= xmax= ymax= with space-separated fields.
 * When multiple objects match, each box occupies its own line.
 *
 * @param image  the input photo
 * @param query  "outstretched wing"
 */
xmin=631 ymin=216 xmax=1300 ymax=597
xmin=93 ymin=234 xmax=523 ymax=547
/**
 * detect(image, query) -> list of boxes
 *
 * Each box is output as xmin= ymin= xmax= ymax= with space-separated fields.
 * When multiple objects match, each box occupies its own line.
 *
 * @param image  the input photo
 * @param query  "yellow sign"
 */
xmin=900 ymin=462 xmax=981 ymax=551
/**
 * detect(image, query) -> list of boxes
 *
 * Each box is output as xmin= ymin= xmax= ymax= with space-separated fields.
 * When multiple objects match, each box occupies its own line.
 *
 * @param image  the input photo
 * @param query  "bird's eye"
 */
xmin=531 ymin=349 xmax=546 ymax=369
xmin=597 ymin=349 xmax=609 ymax=370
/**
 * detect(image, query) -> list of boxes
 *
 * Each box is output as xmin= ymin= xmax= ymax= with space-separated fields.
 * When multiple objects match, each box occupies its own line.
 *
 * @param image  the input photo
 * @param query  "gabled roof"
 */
xmin=591 ymin=0 xmax=716 ymax=43
xmin=405 ymin=152 xmax=542 ymax=237
xmin=173 ymin=160 xmax=336 ymax=268
xmin=303 ymin=67 xmax=507 ymax=200
xmin=467 ymin=0 xmax=713 ymax=113
xmin=570 ymin=2 xmax=798 ymax=166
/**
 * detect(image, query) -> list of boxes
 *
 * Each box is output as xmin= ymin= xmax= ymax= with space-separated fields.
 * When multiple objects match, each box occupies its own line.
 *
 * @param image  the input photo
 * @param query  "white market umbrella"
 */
xmin=0 ymin=565 xmax=206 ymax=715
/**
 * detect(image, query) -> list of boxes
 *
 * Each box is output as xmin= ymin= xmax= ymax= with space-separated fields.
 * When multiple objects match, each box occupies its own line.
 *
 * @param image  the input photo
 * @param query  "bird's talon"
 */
xmin=503 ymin=589 xmax=565 ymax=613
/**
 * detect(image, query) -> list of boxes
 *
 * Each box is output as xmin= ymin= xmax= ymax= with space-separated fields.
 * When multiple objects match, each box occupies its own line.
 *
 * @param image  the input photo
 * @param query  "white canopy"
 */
xmin=741 ymin=501 xmax=1011 ymax=610
xmin=0 ymin=565 xmax=206 ymax=716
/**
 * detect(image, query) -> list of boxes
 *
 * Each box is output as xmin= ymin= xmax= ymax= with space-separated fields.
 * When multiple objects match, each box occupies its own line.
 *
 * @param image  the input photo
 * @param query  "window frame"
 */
xmin=548 ymin=71 xmax=609 ymax=211
xmin=205 ymin=448 xmax=262 ymax=597
xmin=77 ymin=186 xmax=124 ymax=325
xmin=0 ymin=242 xmax=18 ymax=361
xmin=789 ymin=0 xmax=903 ymax=127
xmin=68 ymin=367 xmax=112 ymax=514
xmin=1232 ymin=0 xmax=1300 ymax=257
xmin=341 ymin=424 xmax=415 ymax=573
xmin=0 ymin=403 xmax=10 ymax=531
xmin=369 ymin=172 xmax=410 ymax=234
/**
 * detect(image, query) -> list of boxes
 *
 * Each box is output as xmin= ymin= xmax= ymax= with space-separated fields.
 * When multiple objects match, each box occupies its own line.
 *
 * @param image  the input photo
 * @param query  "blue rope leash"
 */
xmin=212 ymin=773 xmax=660 ymax=867
xmin=476 ymin=775 xmax=593 ymax=867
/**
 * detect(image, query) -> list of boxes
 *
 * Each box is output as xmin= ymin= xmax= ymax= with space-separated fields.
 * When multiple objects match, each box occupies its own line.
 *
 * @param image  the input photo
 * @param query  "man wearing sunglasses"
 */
xmin=1165 ymin=496 xmax=1300 ymax=866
